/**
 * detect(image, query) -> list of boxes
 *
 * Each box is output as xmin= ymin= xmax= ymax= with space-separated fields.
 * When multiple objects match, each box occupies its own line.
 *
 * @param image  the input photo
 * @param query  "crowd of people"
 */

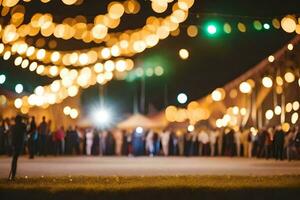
xmin=1 ymin=115 xmax=300 ymax=161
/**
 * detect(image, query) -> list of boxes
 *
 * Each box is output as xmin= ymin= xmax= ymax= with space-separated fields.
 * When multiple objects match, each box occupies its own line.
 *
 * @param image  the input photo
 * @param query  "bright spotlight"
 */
xmin=136 ymin=126 xmax=144 ymax=136
xmin=207 ymin=24 xmax=217 ymax=35
xmin=92 ymin=109 xmax=110 ymax=125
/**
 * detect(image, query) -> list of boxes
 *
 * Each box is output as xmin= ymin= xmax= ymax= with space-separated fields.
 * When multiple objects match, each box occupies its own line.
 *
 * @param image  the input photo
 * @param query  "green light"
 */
xmin=154 ymin=66 xmax=164 ymax=76
xmin=263 ymin=23 xmax=270 ymax=30
xmin=135 ymin=68 xmax=144 ymax=77
xmin=126 ymin=73 xmax=136 ymax=82
xmin=223 ymin=23 xmax=232 ymax=34
xmin=253 ymin=20 xmax=262 ymax=30
xmin=207 ymin=25 xmax=217 ymax=34
xmin=145 ymin=68 xmax=154 ymax=77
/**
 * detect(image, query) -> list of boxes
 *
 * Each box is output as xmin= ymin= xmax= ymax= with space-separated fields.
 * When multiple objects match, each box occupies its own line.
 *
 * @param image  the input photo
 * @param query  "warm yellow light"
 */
xmin=239 ymin=81 xmax=252 ymax=94
xmin=34 ymin=86 xmax=44 ymax=96
xmin=51 ymin=51 xmax=60 ymax=62
xmin=265 ymin=109 xmax=274 ymax=120
xmin=14 ymin=98 xmax=23 ymax=109
xmin=187 ymin=124 xmax=195 ymax=132
xmin=274 ymin=106 xmax=282 ymax=115
xmin=232 ymin=106 xmax=239 ymax=115
xmin=108 ymin=2 xmax=125 ymax=19
xmin=62 ymin=0 xmax=78 ymax=5
xmin=211 ymin=88 xmax=225 ymax=102
xmin=216 ymin=119 xmax=223 ymax=128
xmin=63 ymin=106 xmax=71 ymax=115
xmin=79 ymin=53 xmax=89 ymax=65
xmin=36 ymin=65 xmax=45 ymax=74
xmin=291 ymin=113 xmax=299 ymax=124
xmin=286 ymin=103 xmax=293 ymax=113
xmin=284 ymin=72 xmax=295 ymax=83
xmin=293 ymin=101 xmax=300 ymax=111
xmin=49 ymin=66 xmax=59 ymax=76
xmin=165 ymin=105 xmax=177 ymax=122
xmin=14 ymin=56 xmax=23 ymax=66
xmin=116 ymin=60 xmax=126 ymax=72
xmin=96 ymin=74 xmax=106 ymax=85
xmin=262 ymin=76 xmax=273 ymax=88
xmin=68 ymin=85 xmax=79 ymax=97
xmin=229 ymin=89 xmax=237 ymax=99
xmin=70 ymin=108 xmax=79 ymax=119
xmin=187 ymin=25 xmax=198 ymax=37
xmin=50 ymin=80 xmax=61 ymax=92
xmin=21 ymin=59 xmax=29 ymax=69
xmin=240 ymin=108 xmax=247 ymax=116
xmin=94 ymin=63 xmax=104 ymax=73
xmin=3 ymin=51 xmax=12 ymax=60
xmin=104 ymin=60 xmax=115 ymax=72
xmin=29 ymin=62 xmax=38 ymax=71
xmin=92 ymin=24 xmax=108 ymax=39
xmin=268 ymin=55 xmax=275 ymax=63
xmin=3 ymin=0 xmax=20 ymax=7
xmin=26 ymin=46 xmax=35 ymax=57
xmin=179 ymin=48 xmax=189 ymax=60
xmin=276 ymin=76 xmax=283 ymax=86
xmin=36 ymin=49 xmax=46 ymax=60
xmin=287 ymin=43 xmax=294 ymax=50
xmin=281 ymin=15 xmax=297 ymax=33
xmin=101 ymin=48 xmax=111 ymax=59
xmin=282 ymin=122 xmax=290 ymax=132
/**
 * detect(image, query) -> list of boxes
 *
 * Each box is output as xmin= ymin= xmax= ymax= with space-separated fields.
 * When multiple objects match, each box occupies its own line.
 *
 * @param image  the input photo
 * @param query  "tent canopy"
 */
xmin=117 ymin=113 xmax=159 ymax=130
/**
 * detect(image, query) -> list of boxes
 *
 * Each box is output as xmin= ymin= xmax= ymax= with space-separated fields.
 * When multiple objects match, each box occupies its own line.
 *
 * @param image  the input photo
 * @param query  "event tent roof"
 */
xmin=117 ymin=113 xmax=159 ymax=130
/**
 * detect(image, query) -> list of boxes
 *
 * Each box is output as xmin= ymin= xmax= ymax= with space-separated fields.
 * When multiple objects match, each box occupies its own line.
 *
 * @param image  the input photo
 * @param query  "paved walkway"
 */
xmin=0 ymin=156 xmax=300 ymax=177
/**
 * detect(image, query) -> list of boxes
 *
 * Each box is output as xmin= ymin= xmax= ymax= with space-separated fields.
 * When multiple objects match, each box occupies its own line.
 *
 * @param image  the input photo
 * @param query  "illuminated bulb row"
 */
xmin=266 ymin=101 xmax=299 ymax=122
xmin=1 ymin=0 xmax=194 ymax=68
xmin=281 ymin=15 xmax=300 ymax=34
xmin=5 ymin=0 xmax=141 ymax=42
xmin=0 ymin=43 xmax=134 ymax=78
xmin=14 ymin=60 xmax=133 ymax=109
xmin=151 ymin=0 xmax=174 ymax=13
xmin=2 ymin=0 xmax=82 ymax=7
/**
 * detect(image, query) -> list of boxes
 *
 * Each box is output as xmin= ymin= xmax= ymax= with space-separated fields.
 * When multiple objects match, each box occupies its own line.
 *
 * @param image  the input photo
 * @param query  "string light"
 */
xmin=211 ymin=88 xmax=225 ymax=102
xmin=0 ymin=74 xmax=6 ymax=84
xmin=239 ymin=81 xmax=252 ymax=94
xmin=15 ymin=84 xmax=24 ymax=94
xmin=262 ymin=76 xmax=273 ymax=88
xmin=179 ymin=48 xmax=189 ymax=60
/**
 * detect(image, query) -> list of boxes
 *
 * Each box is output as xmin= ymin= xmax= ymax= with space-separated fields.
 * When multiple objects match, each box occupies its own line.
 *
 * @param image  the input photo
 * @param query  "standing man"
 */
xmin=198 ymin=128 xmax=209 ymax=156
xmin=8 ymin=115 xmax=26 ymax=180
xmin=234 ymin=129 xmax=241 ymax=157
xmin=209 ymin=129 xmax=218 ymax=157
xmin=27 ymin=116 xmax=37 ymax=159
xmin=161 ymin=129 xmax=170 ymax=156
xmin=38 ymin=116 xmax=48 ymax=156
xmin=274 ymin=125 xmax=285 ymax=160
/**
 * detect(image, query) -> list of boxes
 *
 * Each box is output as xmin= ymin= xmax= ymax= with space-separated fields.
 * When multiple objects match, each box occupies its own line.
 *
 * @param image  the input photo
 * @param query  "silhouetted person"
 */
xmin=274 ymin=126 xmax=285 ymax=160
xmin=8 ymin=115 xmax=26 ymax=180
xmin=38 ymin=116 xmax=48 ymax=156
xmin=28 ymin=117 xmax=37 ymax=159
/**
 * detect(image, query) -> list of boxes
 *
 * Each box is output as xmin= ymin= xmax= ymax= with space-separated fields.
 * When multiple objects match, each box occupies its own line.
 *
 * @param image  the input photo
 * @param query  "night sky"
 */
xmin=1 ymin=0 xmax=300 ymax=115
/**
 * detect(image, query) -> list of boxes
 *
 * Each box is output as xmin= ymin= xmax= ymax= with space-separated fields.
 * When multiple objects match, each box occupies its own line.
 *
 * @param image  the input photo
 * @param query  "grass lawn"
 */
xmin=1 ymin=176 xmax=300 ymax=200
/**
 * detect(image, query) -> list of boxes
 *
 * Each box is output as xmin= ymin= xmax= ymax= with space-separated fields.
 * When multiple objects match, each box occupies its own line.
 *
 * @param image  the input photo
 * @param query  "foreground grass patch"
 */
xmin=1 ymin=176 xmax=300 ymax=200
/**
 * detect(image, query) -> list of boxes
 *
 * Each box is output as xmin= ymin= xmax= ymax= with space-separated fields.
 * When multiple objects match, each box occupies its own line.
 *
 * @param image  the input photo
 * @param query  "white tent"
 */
xmin=117 ymin=113 xmax=159 ymax=130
